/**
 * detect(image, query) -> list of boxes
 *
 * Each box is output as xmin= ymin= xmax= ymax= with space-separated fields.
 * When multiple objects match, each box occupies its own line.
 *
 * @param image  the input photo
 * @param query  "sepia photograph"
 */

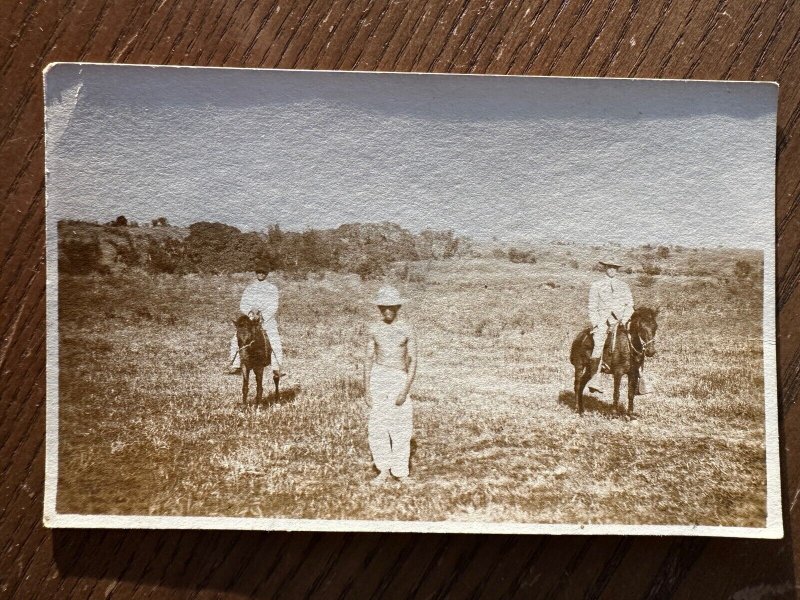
xmin=44 ymin=63 xmax=780 ymax=537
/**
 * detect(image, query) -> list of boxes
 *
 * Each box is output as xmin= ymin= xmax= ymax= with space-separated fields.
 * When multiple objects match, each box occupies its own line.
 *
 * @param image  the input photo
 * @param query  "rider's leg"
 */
xmin=262 ymin=318 xmax=284 ymax=377
xmin=227 ymin=334 xmax=241 ymax=374
xmin=587 ymin=325 xmax=607 ymax=392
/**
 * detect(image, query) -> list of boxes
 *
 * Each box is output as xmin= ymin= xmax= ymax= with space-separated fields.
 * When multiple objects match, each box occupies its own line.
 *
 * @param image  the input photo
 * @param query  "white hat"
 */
xmin=598 ymin=257 xmax=624 ymax=268
xmin=373 ymin=285 xmax=405 ymax=306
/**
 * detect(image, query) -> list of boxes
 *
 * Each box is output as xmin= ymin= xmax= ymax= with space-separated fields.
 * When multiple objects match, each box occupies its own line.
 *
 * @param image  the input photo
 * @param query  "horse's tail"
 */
xmin=570 ymin=328 xmax=593 ymax=366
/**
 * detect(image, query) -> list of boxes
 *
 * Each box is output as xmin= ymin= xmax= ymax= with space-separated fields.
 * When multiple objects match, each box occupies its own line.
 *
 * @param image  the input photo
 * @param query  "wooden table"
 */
xmin=2 ymin=1 xmax=798 ymax=597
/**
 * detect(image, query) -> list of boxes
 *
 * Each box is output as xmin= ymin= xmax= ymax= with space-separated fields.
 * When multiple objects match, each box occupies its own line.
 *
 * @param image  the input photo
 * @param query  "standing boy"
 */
xmin=364 ymin=285 xmax=417 ymax=484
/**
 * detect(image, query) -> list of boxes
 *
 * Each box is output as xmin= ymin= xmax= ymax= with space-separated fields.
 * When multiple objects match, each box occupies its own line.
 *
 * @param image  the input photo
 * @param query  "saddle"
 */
xmin=579 ymin=324 xmax=625 ymax=373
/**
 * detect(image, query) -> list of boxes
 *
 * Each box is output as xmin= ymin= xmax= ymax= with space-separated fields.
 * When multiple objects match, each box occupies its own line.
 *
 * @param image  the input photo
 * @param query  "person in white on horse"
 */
xmin=364 ymin=285 xmax=417 ymax=485
xmin=228 ymin=258 xmax=284 ymax=379
xmin=586 ymin=257 xmax=634 ymax=394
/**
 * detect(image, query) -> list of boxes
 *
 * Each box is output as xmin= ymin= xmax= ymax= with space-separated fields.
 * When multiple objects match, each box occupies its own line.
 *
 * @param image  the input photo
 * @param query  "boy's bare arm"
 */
xmin=364 ymin=327 xmax=376 ymax=405
xmin=396 ymin=327 xmax=418 ymax=405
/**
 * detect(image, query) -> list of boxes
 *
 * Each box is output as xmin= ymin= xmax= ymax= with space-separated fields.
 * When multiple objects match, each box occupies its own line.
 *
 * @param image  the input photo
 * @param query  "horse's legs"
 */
xmin=627 ymin=367 xmax=638 ymax=416
xmin=573 ymin=367 xmax=585 ymax=415
xmin=242 ymin=367 xmax=250 ymax=407
xmin=254 ymin=366 xmax=264 ymax=406
xmin=612 ymin=370 xmax=622 ymax=411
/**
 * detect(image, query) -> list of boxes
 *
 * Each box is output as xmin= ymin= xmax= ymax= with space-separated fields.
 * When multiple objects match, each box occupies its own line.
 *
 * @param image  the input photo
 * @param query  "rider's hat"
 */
xmin=598 ymin=257 xmax=624 ymax=269
xmin=373 ymin=285 xmax=405 ymax=306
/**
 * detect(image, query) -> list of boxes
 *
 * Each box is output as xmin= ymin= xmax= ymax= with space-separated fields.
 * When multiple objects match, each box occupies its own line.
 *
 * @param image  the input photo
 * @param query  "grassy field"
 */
xmin=57 ymin=244 xmax=767 ymax=526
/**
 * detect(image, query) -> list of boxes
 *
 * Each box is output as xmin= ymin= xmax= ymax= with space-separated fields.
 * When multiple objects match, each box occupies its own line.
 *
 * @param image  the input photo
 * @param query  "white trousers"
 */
xmin=229 ymin=318 xmax=283 ymax=370
xmin=368 ymin=364 xmax=413 ymax=478
xmin=591 ymin=320 xmax=624 ymax=359
xmin=591 ymin=324 xmax=609 ymax=359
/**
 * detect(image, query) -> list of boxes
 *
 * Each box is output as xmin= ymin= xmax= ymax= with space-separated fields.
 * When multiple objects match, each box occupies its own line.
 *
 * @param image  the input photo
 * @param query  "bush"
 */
xmin=184 ymin=222 xmax=266 ymax=273
xmin=637 ymin=273 xmax=655 ymax=287
xmin=685 ymin=258 xmax=713 ymax=277
xmin=152 ymin=216 xmax=169 ymax=227
xmin=114 ymin=234 xmax=139 ymax=267
xmin=569 ymin=259 xmax=580 ymax=269
xmin=508 ymin=248 xmax=537 ymax=264
xmin=147 ymin=239 xmax=184 ymax=274
xmin=60 ymin=237 xmax=105 ymax=274
xmin=641 ymin=262 xmax=662 ymax=275
xmin=656 ymin=245 xmax=670 ymax=259
xmin=354 ymin=254 xmax=386 ymax=280
xmin=734 ymin=260 xmax=753 ymax=279
xmin=407 ymin=268 xmax=428 ymax=284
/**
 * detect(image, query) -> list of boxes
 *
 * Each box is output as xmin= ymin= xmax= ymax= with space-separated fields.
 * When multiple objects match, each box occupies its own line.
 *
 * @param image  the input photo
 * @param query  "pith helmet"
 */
xmin=598 ymin=257 xmax=624 ymax=269
xmin=373 ymin=285 xmax=405 ymax=306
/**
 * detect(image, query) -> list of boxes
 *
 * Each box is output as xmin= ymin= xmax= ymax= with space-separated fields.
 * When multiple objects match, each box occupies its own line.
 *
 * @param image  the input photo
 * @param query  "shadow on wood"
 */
xmin=50 ymin=529 xmax=796 ymax=598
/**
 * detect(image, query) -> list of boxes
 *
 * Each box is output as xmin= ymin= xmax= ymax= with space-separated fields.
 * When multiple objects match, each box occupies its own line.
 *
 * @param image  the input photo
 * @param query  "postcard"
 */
xmin=44 ymin=63 xmax=780 ymax=537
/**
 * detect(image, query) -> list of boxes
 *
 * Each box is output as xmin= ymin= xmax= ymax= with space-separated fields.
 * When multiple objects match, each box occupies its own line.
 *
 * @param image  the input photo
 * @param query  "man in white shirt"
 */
xmin=228 ymin=259 xmax=284 ymax=378
xmin=586 ymin=257 xmax=634 ymax=393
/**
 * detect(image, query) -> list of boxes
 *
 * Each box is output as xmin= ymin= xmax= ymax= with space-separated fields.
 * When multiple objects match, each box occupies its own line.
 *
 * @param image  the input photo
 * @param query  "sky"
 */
xmin=44 ymin=64 xmax=777 ymax=248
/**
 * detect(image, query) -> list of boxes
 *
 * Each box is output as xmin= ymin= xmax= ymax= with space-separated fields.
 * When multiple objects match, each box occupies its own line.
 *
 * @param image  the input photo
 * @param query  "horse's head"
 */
xmin=631 ymin=307 xmax=658 ymax=357
xmin=233 ymin=313 xmax=260 ymax=345
xmin=233 ymin=313 xmax=269 ymax=365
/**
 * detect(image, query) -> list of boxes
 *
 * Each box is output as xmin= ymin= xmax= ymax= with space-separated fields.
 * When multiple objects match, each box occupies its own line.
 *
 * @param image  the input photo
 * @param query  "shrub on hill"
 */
xmin=58 ymin=219 xmax=472 ymax=277
xmin=147 ymin=238 xmax=185 ymax=274
xmin=641 ymin=262 xmax=662 ymax=275
xmin=184 ymin=222 xmax=266 ymax=273
xmin=508 ymin=248 xmax=536 ymax=264
xmin=734 ymin=260 xmax=753 ymax=279
xmin=60 ymin=236 xmax=106 ymax=275
xmin=637 ymin=273 xmax=655 ymax=288
xmin=113 ymin=232 xmax=140 ymax=267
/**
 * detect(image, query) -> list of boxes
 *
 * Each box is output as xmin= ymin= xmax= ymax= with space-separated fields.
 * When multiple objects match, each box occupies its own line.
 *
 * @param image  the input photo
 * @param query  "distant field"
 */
xmin=57 ymin=245 xmax=767 ymax=526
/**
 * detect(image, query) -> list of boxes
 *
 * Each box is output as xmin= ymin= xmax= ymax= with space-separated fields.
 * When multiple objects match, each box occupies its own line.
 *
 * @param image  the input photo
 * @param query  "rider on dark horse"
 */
xmin=586 ymin=257 xmax=634 ymax=394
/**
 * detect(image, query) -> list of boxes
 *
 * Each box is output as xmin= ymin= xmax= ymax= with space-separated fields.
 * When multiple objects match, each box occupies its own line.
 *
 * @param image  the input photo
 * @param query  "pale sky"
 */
xmin=45 ymin=64 xmax=777 ymax=248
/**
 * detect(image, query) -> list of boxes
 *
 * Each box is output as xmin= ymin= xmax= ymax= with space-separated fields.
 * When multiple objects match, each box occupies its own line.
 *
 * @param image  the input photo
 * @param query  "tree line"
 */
xmin=58 ymin=219 xmax=472 ymax=279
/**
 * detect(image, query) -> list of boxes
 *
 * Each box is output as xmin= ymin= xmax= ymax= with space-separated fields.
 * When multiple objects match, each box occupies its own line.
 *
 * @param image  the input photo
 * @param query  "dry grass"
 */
xmin=57 ymin=245 xmax=767 ymax=526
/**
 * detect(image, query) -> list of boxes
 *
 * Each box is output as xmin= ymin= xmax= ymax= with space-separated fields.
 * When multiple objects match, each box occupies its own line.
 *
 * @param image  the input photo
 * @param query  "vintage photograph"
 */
xmin=44 ymin=64 xmax=780 ymax=537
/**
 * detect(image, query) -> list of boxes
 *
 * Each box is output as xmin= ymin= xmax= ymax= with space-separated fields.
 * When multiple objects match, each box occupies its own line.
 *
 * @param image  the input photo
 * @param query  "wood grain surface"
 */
xmin=2 ymin=1 xmax=799 ymax=597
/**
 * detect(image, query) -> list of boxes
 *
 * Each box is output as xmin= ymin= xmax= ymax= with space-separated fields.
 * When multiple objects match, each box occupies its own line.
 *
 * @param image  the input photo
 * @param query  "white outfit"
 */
xmin=229 ymin=279 xmax=283 ymax=369
xmin=588 ymin=276 xmax=634 ymax=359
xmin=368 ymin=364 xmax=413 ymax=478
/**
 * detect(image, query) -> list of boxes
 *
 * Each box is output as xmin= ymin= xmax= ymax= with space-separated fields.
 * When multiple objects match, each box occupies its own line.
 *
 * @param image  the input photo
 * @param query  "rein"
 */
xmin=627 ymin=328 xmax=656 ymax=359
xmin=229 ymin=339 xmax=255 ymax=366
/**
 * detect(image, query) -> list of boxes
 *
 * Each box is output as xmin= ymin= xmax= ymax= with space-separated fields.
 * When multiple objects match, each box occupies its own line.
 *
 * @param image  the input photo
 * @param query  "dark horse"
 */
xmin=570 ymin=307 xmax=658 ymax=417
xmin=233 ymin=314 xmax=279 ymax=406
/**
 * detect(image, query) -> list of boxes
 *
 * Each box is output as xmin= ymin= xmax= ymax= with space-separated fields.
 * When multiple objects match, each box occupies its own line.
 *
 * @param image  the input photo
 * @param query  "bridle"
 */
xmin=628 ymin=327 xmax=656 ymax=358
xmin=229 ymin=339 xmax=256 ymax=366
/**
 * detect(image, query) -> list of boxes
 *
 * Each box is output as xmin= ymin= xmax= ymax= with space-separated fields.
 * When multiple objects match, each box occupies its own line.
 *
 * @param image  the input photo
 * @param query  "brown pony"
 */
xmin=570 ymin=307 xmax=658 ymax=417
xmin=233 ymin=314 xmax=279 ymax=406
